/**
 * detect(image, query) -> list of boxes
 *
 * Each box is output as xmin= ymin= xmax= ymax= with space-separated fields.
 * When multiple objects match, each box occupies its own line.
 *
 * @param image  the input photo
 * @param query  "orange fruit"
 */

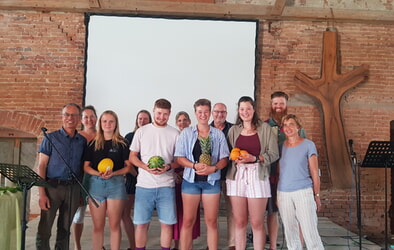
xmin=230 ymin=148 xmax=241 ymax=160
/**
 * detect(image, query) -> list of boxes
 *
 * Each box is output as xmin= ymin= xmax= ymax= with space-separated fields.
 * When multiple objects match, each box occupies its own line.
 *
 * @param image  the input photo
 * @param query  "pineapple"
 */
xmin=199 ymin=136 xmax=212 ymax=165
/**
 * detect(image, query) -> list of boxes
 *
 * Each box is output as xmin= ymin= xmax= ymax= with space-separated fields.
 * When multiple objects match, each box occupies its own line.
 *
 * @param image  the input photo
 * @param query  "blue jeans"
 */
xmin=134 ymin=186 xmax=176 ymax=225
xmin=89 ymin=175 xmax=127 ymax=202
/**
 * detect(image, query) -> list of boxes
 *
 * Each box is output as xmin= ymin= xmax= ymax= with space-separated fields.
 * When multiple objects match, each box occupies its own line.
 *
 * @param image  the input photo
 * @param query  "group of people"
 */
xmin=35 ymin=91 xmax=324 ymax=250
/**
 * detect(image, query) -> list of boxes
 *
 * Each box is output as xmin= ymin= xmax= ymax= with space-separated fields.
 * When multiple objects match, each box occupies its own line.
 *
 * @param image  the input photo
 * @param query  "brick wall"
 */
xmin=0 ymin=10 xmax=393 ymax=241
xmin=257 ymin=20 xmax=394 ymax=241
xmin=0 ymin=11 xmax=86 ymax=135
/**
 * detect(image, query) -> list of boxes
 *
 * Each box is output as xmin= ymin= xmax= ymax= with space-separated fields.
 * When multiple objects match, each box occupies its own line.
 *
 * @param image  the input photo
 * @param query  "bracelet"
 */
xmin=166 ymin=164 xmax=172 ymax=172
xmin=192 ymin=162 xmax=196 ymax=170
xmin=214 ymin=166 xmax=219 ymax=172
xmin=253 ymin=155 xmax=260 ymax=163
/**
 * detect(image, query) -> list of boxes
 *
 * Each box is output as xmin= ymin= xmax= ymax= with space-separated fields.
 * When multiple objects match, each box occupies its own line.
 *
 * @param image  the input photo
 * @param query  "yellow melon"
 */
xmin=98 ymin=158 xmax=114 ymax=173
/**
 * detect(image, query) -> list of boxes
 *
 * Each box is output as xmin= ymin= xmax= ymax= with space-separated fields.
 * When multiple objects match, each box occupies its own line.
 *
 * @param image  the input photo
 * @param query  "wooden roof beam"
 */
xmin=0 ymin=0 xmax=393 ymax=24
xmin=270 ymin=0 xmax=286 ymax=16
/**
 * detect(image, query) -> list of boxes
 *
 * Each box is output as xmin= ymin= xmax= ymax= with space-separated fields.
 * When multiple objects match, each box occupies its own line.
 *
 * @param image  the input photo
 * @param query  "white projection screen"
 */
xmin=85 ymin=14 xmax=257 ymax=135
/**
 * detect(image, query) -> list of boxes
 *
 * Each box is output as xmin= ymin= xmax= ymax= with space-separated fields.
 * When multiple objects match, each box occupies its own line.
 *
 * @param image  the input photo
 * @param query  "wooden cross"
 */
xmin=294 ymin=30 xmax=369 ymax=188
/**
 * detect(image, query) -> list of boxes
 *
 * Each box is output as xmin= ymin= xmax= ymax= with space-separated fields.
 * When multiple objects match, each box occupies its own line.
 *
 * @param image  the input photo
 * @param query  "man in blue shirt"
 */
xmin=36 ymin=103 xmax=87 ymax=250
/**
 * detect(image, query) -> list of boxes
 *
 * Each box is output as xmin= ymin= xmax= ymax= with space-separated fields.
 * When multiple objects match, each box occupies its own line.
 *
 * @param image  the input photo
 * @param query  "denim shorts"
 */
xmin=134 ymin=186 xmax=176 ymax=225
xmin=181 ymin=179 xmax=221 ymax=195
xmin=89 ymin=175 xmax=128 ymax=203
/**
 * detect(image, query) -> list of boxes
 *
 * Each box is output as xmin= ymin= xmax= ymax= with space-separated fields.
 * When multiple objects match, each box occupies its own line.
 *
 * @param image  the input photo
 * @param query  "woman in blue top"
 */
xmin=175 ymin=98 xmax=229 ymax=250
xmin=277 ymin=114 xmax=324 ymax=250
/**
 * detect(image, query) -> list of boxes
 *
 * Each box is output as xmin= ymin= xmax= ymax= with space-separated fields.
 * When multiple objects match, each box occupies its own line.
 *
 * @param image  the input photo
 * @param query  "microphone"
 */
xmin=41 ymin=127 xmax=48 ymax=134
xmin=349 ymin=139 xmax=355 ymax=156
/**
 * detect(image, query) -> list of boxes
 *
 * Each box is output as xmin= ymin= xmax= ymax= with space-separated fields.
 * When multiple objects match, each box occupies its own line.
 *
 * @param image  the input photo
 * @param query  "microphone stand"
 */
xmin=349 ymin=139 xmax=362 ymax=250
xmin=41 ymin=127 xmax=99 ymax=248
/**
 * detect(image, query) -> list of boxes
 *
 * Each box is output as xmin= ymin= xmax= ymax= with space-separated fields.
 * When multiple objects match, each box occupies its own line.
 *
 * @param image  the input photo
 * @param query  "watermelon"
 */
xmin=148 ymin=156 xmax=165 ymax=170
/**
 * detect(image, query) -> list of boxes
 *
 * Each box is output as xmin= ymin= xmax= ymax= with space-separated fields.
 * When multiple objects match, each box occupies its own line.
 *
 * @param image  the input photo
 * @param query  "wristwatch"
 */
xmin=314 ymin=193 xmax=320 ymax=197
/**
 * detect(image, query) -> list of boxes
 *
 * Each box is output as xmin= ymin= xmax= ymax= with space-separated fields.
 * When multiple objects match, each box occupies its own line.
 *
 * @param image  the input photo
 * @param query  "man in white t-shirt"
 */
xmin=129 ymin=98 xmax=180 ymax=250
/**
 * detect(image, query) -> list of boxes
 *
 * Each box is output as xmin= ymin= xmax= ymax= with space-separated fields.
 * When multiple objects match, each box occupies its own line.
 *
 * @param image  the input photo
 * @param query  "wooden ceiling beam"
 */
xmin=270 ymin=0 xmax=286 ymax=16
xmin=0 ymin=0 xmax=393 ymax=24
xmin=89 ymin=0 xmax=100 ymax=9
xmin=281 ymin=6 xmax=394 ymax=24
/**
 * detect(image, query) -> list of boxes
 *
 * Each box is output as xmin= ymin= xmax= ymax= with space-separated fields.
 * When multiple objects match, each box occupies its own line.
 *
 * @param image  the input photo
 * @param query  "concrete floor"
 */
xmin=24 ymin=214 xmax=382 ymax=250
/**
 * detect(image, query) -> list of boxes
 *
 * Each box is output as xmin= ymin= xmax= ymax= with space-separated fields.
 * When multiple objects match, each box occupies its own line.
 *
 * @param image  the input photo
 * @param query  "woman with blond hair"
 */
xmin=84 ymin=110 xmax=133 ymax=250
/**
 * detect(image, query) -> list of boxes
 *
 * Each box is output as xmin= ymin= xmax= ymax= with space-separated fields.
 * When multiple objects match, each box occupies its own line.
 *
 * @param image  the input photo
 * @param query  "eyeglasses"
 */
xmin=213 ymin=111 xmax=227 ymax=114
xmin=62 ymin=113 xmax=80 ymax=118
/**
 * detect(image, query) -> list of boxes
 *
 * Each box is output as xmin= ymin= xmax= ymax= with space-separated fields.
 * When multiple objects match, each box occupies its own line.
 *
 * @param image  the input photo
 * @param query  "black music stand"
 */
xmin=0 ymin=163 xmax=51 ymax=250
xmin=350 ymin=145 xmax=362 ymax=250
xmin=361 ymin=141 xmax=394 ymax=250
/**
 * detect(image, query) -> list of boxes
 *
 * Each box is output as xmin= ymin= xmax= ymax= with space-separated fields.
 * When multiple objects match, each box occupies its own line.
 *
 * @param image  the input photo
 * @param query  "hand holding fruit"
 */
xmin=100 ymin=168 xmax=113 ymax=179
xmin=147 ymin=156 xmax=169 ymax=175
xmin=194 ymin=162 xmax=211 ymax=175
xmin=154 ymin=164 xmax=171 ymax=174
xmin=98 ymin=158 xmax=114 ymax=179
xmin=230 ymin=148 xmax=255 ymax=163
xmin=230 ymin=148 xmax=249 ymax=159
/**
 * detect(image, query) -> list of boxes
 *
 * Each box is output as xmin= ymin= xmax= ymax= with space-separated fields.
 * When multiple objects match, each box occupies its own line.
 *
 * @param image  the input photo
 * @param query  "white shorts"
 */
xmin=226 ymin=163 xmax=271 ymax=198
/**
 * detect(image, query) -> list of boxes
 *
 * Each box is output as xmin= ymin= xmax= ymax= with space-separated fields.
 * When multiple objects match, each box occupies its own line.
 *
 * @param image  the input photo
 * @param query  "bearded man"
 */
xmin=265 ymin=91 xmax=306 ymax=250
